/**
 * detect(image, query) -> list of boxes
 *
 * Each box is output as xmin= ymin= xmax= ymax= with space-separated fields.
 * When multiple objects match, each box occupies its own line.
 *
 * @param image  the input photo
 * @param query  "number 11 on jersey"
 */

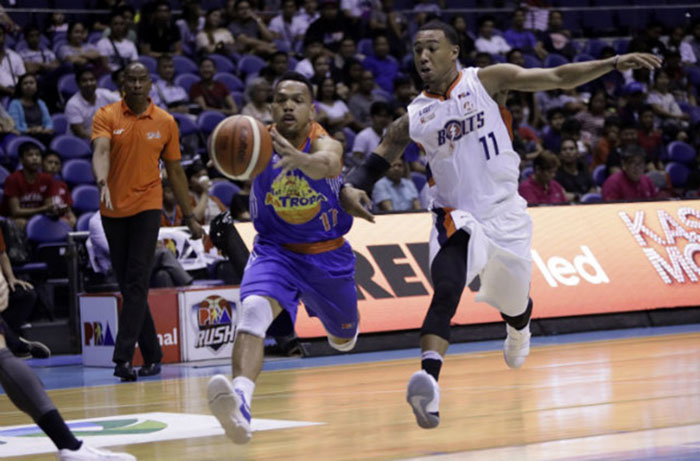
xmin=479 ymin=131 xmax=499 ymax=160
xmin=319 ymin=208 xmax=338 ymax=231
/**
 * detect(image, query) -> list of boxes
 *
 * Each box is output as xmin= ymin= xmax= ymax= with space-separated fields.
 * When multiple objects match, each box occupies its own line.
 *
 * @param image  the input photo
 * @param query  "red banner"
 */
xmin=235 ymin=200 xmax=700 ymax=338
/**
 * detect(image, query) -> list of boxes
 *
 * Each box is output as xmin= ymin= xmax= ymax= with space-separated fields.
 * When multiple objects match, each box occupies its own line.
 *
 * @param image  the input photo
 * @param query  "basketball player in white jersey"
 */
xmin=341 ymin=20 xmax=661 ymax=429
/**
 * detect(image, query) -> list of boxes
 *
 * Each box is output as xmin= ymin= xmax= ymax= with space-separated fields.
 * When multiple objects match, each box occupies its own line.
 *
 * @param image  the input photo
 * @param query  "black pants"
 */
xmin=102 ymin=210 xmax=163 ymax=365
xmin=2 ymin=286 xmax=37 ymax=334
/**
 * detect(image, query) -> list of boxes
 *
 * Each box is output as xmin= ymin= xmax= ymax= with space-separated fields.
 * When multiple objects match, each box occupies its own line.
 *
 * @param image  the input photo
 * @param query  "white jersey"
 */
xmin=407 ymin=67 xmax=526 ymax=220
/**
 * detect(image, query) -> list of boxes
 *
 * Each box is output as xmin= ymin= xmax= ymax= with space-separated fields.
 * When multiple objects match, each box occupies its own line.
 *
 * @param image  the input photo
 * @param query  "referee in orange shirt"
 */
xmin=91 ymin=62 xmax=204 ymax=381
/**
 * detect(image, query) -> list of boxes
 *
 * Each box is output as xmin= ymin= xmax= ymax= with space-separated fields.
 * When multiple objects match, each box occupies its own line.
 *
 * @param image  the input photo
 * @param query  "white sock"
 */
xmin=421 ymin=350 xmax=443 ymax=363
xmin=232 ymin=376 xmax=255 ymax=405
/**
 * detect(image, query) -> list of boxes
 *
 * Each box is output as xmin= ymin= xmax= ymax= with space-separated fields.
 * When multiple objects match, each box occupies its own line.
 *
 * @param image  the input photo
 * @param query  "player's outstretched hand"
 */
xmin=340 ymin=186 xmax=375 ymax=223
xmin=271 ymin=127 xmax=306 ymax=176
xmin=187 ymin=218 xmax=205 ymax=240
xmin=616 ymin=53 xmax=662 ymax=71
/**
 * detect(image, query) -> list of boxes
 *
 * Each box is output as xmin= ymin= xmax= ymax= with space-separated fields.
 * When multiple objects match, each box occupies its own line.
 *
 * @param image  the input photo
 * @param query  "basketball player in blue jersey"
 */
xmin=341 ymin=21 xmax=661 ymax=430
xmin=207 ymin=72 xmax=358 ymax=444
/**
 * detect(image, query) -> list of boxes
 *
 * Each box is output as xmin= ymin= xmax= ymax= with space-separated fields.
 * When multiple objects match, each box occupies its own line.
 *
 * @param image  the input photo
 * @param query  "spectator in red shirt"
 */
xmin=637 ymin=105 xmax=663 ymax=170
xmin=42 ymin=151 xmax=76 ymax=229
xmin=602 ymin=146 xmax=658 ymax=201
xmin=518 ymin=151 xmax=568 ymax=205
xmin=2 ymin=142 xmax=59 ymax=230
xmin=189 ymin=57 xmax=238 ymax=115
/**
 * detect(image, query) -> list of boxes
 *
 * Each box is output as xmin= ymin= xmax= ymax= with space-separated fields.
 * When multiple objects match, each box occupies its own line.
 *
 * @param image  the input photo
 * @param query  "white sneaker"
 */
xmin=406 ymin=370 xmax=440 ymax=429
xmin=57 ymin=444 xmax=136 ymax=461
xmin=504 ymin=322 xmax=531 ymax=369
xmin=207 ymin=374 xmax=252 ymax=444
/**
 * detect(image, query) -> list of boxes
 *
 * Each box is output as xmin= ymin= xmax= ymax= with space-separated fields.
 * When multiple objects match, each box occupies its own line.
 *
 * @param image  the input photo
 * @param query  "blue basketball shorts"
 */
xmin=240 ymin=239 xmax=358 ymax=339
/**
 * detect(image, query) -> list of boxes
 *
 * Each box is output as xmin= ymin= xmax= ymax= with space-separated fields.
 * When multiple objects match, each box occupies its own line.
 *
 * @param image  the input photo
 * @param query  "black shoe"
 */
xmin=19 ymin=337 xmax=51 ymax=359
xmin=114 ymin=362 xmax=137 ymax=382
xmin=138 ymin=362 xmax=161 ymax=377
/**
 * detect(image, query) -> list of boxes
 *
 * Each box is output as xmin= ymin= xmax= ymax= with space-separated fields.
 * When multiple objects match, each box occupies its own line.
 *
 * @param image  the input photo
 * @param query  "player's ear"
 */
xmin=309 ymin=101 xmax=316 ymax=121
xmin=451 ymin=44 xmax=460 ymax=60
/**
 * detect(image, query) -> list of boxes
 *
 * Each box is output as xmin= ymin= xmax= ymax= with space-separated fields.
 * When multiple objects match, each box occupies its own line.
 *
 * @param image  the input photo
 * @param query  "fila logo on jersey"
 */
xmin=437 ymin=111 xmax=485 ymax=146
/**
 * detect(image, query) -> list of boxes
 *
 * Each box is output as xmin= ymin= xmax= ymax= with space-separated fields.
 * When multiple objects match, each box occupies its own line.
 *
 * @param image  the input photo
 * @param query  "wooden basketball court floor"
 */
xmin=1 ymin=324 xmax=699 ymax=460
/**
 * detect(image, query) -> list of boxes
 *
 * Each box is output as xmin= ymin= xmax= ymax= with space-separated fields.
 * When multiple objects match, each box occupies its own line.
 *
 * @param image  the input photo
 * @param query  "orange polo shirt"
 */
xmin=91 ymin=99 xmax=181 ymax=218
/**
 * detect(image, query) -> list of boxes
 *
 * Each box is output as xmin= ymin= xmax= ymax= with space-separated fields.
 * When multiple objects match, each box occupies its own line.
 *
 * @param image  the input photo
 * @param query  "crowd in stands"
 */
xmin=0 ymin=0 xmax=696 ymax=230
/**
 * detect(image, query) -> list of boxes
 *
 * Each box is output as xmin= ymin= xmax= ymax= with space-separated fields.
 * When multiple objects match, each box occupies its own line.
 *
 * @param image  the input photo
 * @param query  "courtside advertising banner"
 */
xmin=179 ymin=287 xmax=240 ymax=361
xmin=236 ymin=200 xmax=700 ymax=338
xmin=80 ymin=296 xmax=119 ymax=366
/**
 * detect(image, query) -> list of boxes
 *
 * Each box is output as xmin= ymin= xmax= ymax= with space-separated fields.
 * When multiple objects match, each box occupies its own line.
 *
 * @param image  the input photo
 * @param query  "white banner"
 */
xmin=79 ymin=296 xmax=119 ymax=367
xmin=179 ymin=288 xmax=240 ymax=361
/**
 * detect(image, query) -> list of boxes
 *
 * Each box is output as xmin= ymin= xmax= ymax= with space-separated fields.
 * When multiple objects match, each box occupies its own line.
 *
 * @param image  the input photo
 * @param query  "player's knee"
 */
xmin=327 ymin=328 xmax=359 ymax=352
xmin=237 ymin=295 xmax=274 ymax=338
xmin=432 ymin=279 xmax=462 ymax=309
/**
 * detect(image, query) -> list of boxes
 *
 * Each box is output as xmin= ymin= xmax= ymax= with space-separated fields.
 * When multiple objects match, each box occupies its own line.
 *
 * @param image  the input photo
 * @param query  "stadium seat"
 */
xmin=593 ymin=164 xmax=607 ymax=186
xmin=62 ymin=158 xmax=94 ymax=186
xmin=523 ymin=54 xmax=541 ymax=68
xmin=76 ymin=211 xmax=94 ymax=232
xmin=520 ymin=166 xmax=534 ymax=181
xmin=214 ymin=72 xmax=244 ymax=92
xmin=197 ymin=111 xmax=225 ymax=137
xmin=57 ymin=74 xmax=78 ymax=101
xmin=173 ymin=73 xmax=201 ymax=93
xmin=685 ymin=65 xmax=700 ymax=88
xmin=51 ymin=113 xmax=69 ymax=135
xmin=358 ymin=38 xmax=374 ymax=56
xmin=667 ymin=141 xmax=696 ymax=165
xmin=50 ymin=135 xmax=91 ymax=160
xmin=71 ymin=184 xmax=100 ymax=214
xmin=0 ymin=164 xmax=9 ymax=186
xmin=97 ymin=73 xmax=118 ymax=91
xmin=207 ymin=54 xmax=236 ymax=74
xmin=613 ymin=38 xmax=629 ymax=55
xmin=237 ymin=55 xmax=266 ymax=77
xmin=585 ymin=39 xmax=607 ymax=58
xmin=580 ymin=192 xmax=602 ymax=203
xmin=231 ymin=91 xmax=243 ymax=109
xmin=172 ymin=112 xmax=199 ymax=138
xmin=138 ymin=55 xmax=157 ymax=74
xmin=573 ymin=53 xmax=595 ymax=63
xmin=87 ymin=31 xmax=102 ymax=44
xmin=544 ymin=53 xmax=569 ymax=68
xmin=4 ymin=136 xmax=45 ymax=164
xmin=410 ymin=171 xmax=427 ymax=192
xmin=172 ymin=55 xmax=199 ymax=75
xmin=665 ymin=162 xmax=690 ymax=188
xmin=26 ymin=214 xmax=71 ymax=244
xmin=343 ymin=127 xmax=356 ymax=153
xmin=210 ymin=181 xmax=240 ymax=206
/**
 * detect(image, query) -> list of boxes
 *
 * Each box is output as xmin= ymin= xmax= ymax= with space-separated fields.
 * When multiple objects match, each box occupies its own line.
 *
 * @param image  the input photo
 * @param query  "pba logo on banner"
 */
xmin=192 ymin=295 xmax=236 ymax=351
xmin=83 ymin=321 xmax=115 ymax=347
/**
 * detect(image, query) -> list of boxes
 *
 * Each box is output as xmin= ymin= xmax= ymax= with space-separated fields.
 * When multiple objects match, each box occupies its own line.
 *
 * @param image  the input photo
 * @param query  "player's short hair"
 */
xmin=275 ymin=71 xmax=314 ymax=100
xmin=533 ymin=151 xmax=560 ymax=171
xmin=417 ymin=20 xmax=459 ymax=46
xmin=18 ymin=142 xmax=41 ymax=158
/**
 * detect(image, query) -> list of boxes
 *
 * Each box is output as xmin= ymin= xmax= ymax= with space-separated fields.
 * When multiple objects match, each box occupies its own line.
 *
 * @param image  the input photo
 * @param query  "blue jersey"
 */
xmin=250 ymin=122 xmax=353 ymax=244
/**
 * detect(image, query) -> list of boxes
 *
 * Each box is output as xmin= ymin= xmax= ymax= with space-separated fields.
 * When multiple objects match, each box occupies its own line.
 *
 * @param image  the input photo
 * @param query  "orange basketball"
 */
xmin=209 ymin=115 xmax=273 ymax=180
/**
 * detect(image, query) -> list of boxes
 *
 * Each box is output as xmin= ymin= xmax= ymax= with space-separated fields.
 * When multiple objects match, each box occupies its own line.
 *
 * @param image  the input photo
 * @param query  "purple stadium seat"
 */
xmin=580 ymin=192 xmax=602 ymax=203
xmin=76 ymin=211 xmax=94 ymax=232
xmin=173 ymin=73 xmax=201 ymax=93
xmin=207 ymin=54 xmax=236 ymax=74
xmin=197 ymin=111 xmax=226 ymax=137
xmin=172 ymin=55 xmax=199 ymax=75
xmin=544 ymin=53 xmax=569 ymax=68
xmin=4 ymin=136 xmax=46 ymax=163
xmin=172 ymin=112 xmax=199 ymax=138
xmin=50 ymin=135 xmax=91 ymax=160
xmin=26 ymin=214 xmax=71 ymax=244
xmin=62 ymin=158 xmax=95 ymax=186
xmin=138 ymin=55 xmax=158 ymax=74
xmin=57 ymin=74 xmax=78 ymax=101
xmin=237 ymin=55 xmax=266 ymax=77
xmin=411 ymin=171 xmax=427 ymax=192
xmin=51 ymin=113 xmax=69 ymax=135
xmin=665 ymin=162 xmax=690 ymax=188
xmin=210 ymin=181 xmax=240 ymax=206
xmin=523 ymin=54 xmax=542 ymax=68
xmin=214 ymin=72 xmax=244 ymax=92
xmin=520 ymin=166 xmax=534 ymax=181
xmin=593 ymin=164 xmax=607 ymax=186
xmin=667 ymin=141 xmax=696 ymax=164
xmin=71 ymin=184 xmax=100 ymax=214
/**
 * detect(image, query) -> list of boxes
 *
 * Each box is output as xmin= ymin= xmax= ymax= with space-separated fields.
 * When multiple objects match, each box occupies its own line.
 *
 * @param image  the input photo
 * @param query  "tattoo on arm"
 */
xmin=377 ymin=114 xmax=410 ymax=162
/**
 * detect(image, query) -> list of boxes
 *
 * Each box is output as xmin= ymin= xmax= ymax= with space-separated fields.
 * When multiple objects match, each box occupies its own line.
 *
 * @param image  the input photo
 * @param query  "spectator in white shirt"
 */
xmin=65 ymin=67 xmax=120 ymax=139
xmin=0 ymin=27 xmax=26 ymax=97
xmin=96 ymin=12 xmax=139 ymax=71
xmin=475 ymin=15 xmax=511 ymax=56
xmin=351 ymin=101 xmax=392 ymax=166
xmin=19 ymin=25 xmax=60 ymax=77
xmin=152 ymin=55 xmax=190 ymax=113
xmin=195 ymin=8 xmax=236 ymax=55
xmin=241 ymin=77 xmax=273 ymax=124
xmin=269 ymin=0 xmax=307 ymax=52
xmin=372 ymin=159 xmax=421 ymax=211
